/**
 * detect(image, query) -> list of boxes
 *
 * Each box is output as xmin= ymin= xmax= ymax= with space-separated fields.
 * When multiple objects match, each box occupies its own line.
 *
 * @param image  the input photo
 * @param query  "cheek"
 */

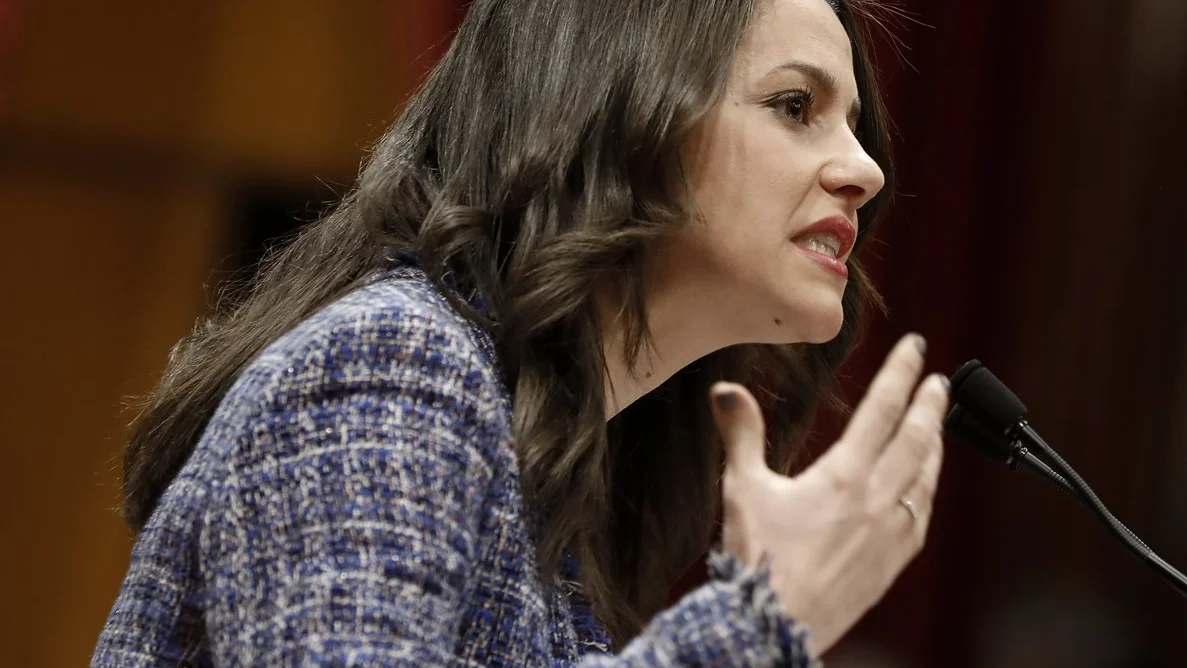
xmin=740 ymin=123 xmax=818 ymax=222
xmin=693 ymin=123 xmax=816 ymax=254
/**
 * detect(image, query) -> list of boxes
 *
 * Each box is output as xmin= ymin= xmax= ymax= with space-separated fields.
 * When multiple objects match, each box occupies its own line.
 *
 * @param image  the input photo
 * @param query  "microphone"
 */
xmin=943 ymin=403 xmax=1081 ymax=504
xmin=942 ymin=360 xmax=1187 ymax=597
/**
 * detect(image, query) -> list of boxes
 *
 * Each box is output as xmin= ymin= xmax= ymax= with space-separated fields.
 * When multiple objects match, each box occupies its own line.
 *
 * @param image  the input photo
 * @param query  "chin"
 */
xmin=790 ymin=300 xmax=845 ymax=344
xmin=801 ymin=316 xmax=844 ymax=343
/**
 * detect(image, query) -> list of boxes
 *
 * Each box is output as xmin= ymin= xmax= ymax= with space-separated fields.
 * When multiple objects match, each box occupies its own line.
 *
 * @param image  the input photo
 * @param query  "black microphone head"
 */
xmin=943 ymin=403 xmax=1016 ymax=463
xmin=948 ymin=359 xmax=1028 ymax=432
xmin=949 ymin=359 xmax=982 ymax=394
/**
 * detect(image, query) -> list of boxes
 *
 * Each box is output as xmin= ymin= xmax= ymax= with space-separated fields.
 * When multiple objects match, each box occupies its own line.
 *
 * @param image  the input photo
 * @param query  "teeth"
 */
xmin=798 ymin=234 xmax=841 ymax=258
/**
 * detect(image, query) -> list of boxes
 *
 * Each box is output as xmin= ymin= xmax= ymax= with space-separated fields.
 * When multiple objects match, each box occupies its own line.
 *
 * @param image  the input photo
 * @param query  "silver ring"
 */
xmin=899 ymin=498 xmax=920 ymax=521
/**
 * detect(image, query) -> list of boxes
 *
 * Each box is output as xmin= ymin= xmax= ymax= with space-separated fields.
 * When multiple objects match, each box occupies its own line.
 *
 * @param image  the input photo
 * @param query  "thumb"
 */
xmin=710 ymin=382 xmax=769 ymax=477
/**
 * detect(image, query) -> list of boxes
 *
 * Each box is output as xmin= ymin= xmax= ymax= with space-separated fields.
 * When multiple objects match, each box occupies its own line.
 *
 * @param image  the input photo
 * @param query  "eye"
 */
xmin=773 ymin=88 xmax=815 ymax=124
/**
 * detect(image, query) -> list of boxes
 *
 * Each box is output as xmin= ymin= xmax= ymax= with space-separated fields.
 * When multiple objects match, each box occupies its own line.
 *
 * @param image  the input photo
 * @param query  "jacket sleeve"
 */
xmin=579 ymin=553 xmax=820 ymax=668
xmin=199 ymin=311 xmax=506 ymax=666
xmin=196 ymin=302 xmax=818 ymax=667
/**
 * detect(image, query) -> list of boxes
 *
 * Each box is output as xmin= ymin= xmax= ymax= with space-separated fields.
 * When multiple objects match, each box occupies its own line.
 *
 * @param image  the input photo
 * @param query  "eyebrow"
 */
xmin=768 ymin=60 xmax=863 ymax=128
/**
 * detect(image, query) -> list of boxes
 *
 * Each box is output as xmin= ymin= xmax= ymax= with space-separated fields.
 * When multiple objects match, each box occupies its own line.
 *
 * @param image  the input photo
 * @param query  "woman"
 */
xmin=94 ymin=0 xmax=949 ymax=665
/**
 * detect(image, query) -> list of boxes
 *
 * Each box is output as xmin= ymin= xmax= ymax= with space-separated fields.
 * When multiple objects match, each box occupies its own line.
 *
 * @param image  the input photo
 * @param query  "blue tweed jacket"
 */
xmin=92 ymin=262 xmax=816 ymax=666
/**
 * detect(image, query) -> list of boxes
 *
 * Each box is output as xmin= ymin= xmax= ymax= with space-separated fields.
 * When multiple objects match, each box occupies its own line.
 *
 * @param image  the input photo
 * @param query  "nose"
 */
xmin=820 ymin=132 xmax=885 ymax=212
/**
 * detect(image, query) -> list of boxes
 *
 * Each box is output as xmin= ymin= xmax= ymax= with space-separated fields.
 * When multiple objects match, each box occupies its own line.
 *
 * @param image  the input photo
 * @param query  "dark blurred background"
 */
xmin=2 ymin=1 xmax=1185 ymax=666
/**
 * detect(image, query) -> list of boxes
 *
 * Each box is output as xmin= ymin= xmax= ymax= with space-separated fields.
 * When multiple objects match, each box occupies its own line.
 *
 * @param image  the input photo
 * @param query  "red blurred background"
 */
xmin=2 ymin=1 xmax=1185 ymax=666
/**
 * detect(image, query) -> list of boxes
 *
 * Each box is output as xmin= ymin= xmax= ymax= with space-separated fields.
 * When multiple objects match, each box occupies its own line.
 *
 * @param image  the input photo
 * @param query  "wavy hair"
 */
xmin=121 ymin=0 xmax=895 ymax=646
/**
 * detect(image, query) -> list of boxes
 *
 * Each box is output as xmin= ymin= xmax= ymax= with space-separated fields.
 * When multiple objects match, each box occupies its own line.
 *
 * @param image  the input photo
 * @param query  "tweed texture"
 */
xmin=92 ymin=264 xmax=816 ymax=667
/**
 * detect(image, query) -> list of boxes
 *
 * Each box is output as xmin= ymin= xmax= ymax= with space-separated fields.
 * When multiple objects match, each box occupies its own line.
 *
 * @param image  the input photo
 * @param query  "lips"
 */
xmin=790 ymin=216 xmax=857 ymax=261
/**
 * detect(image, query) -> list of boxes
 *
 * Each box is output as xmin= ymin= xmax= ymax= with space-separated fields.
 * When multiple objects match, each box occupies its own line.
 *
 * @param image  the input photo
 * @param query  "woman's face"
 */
xmin=663 ymin=0 xmax=884 ymax=345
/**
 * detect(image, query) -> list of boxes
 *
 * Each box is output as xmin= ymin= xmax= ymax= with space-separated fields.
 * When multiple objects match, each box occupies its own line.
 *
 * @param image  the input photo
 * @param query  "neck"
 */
xmin=598 ymin=267 xmax=764 ymax=421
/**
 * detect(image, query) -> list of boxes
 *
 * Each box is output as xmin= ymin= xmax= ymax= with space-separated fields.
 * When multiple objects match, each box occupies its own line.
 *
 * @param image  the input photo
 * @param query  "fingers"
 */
xmin=897 ymin=427 xmax=944 ymax=542
xmin=710 ymin=382 xmax=769 ymax=478
xmin=871 ymin=373 xmax=950 ymax=500
xmin=822 ymin=333 xmax=928 ymax=472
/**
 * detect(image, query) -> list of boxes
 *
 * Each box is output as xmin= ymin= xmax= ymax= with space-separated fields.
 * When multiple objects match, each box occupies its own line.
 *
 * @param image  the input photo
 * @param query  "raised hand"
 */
xmin=711 ymin=333 xmax=949 ymax=657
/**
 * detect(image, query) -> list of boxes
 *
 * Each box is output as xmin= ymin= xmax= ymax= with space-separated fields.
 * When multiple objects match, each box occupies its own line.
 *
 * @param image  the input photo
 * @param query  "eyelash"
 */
xmin=772 ymin=88 xmax=816 ymax=124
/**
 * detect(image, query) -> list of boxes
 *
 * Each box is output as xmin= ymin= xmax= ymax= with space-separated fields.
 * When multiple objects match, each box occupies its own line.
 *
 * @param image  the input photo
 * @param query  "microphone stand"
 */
xmin=1010 ymin=420 xmax=1187 ymax=598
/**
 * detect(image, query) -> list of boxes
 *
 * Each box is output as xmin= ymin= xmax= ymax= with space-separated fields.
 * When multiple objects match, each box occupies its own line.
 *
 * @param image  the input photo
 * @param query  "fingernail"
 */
xmin=940 ymin=375 xmax=951 ymax=393
xmin=914 ymin=334 xmax=928 ymax=355
xmin=713 ymin=388 xmax=738 ymax=413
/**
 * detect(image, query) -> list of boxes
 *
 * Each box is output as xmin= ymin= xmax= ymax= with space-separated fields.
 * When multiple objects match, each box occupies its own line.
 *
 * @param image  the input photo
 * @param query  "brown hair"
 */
xmin=121 ymin=0 xmax=894 ymax=646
